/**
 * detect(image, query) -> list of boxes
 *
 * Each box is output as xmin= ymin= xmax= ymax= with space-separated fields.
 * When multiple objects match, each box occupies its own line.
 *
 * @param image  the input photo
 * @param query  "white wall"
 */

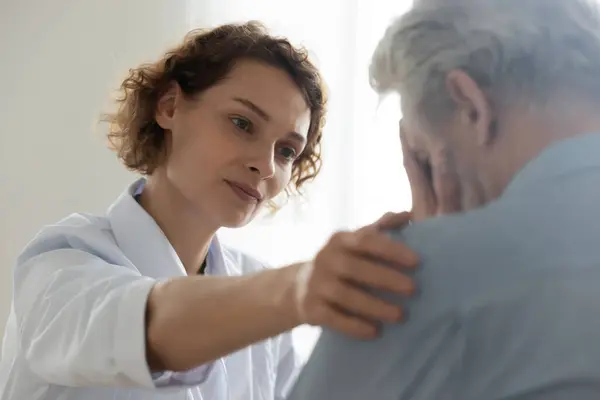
xmin=0 ymin=0 xmax=190 ymax=343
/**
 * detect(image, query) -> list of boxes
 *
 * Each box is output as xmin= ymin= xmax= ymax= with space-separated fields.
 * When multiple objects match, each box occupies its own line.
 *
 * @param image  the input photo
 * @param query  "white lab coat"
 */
xmin=0 ymin=179 xmax=302 ymax=400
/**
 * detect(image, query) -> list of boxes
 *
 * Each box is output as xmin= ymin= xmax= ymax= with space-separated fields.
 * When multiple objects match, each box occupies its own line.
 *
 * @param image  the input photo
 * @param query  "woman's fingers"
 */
xmin=334 ymin=254 xmax=415 ymax=295
xmin=338 ymin=227 xmax=419 ymax=269
xmin=312 ymin=302 xmax=379 ymax=339
xmin=322 ymin=279 xmax=404 ymax=323
xmin=296 ymin=217 xmax=420 ymax=339
xmin=373 ymin=211 xmax=412 ymax=230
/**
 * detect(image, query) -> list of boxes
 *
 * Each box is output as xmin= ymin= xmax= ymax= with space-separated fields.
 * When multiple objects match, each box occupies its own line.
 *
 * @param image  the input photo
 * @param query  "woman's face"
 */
xmin=155 ymin=60 xmax=311 ymax=228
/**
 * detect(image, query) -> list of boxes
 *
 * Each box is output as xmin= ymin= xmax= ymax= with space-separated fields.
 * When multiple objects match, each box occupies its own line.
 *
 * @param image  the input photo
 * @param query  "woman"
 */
xmin=0 ymin=22 xmax=420 ymax=400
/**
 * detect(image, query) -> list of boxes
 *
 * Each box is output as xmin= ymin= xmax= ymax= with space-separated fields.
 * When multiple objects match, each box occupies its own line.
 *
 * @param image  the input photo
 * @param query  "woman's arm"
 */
xmin=146 ymin=264 xmax=301 ymax=372
xmin=146 ymin=212 xmax=418 ymax=373
xmin=15 ymin=235 xmax=298 ymax=388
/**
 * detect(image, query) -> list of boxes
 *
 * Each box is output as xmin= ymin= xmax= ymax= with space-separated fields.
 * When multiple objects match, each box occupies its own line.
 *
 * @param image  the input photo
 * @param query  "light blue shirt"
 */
xmin=0 ymin=179 xmax=301 ymax=400
xmin=287 ymin=133 xmax=600 ymax=400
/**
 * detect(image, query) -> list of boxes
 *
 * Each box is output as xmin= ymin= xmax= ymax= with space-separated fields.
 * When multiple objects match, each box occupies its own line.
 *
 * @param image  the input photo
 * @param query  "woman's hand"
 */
xmin=292 ymin=212 xmax=418 ymax=339
xmin=400 ymin=122 xmax=461 ymax=221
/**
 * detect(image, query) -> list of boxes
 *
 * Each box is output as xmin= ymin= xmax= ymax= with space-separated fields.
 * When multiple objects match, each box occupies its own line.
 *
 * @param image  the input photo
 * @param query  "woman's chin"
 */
xmin=218 ymin=208 xmax=259 ymax=229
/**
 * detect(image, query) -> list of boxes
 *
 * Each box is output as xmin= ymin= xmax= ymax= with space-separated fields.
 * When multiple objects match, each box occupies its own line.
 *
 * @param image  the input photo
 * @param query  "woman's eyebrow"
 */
xmin=233 ymin=97 xmax=270 ymax=121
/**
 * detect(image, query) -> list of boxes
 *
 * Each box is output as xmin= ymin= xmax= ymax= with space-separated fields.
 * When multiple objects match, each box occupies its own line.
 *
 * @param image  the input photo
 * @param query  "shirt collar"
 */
xmin=106 ymin=178 xmax=227 ymax=278
xmin=503 ymin=132 xmax=600 ymax=198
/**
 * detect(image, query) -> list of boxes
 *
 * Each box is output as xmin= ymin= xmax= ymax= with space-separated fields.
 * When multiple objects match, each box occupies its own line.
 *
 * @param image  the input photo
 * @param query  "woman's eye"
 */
xmin=279 ymin=147 xmax=298 ymax=161
xmin=231 ymin=116 xmax=252 ymax=132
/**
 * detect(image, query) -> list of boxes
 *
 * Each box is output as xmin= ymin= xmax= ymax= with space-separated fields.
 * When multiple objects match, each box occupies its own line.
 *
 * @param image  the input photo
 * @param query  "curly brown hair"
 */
xmin=103 ymin=21 xmax=327 ymax=194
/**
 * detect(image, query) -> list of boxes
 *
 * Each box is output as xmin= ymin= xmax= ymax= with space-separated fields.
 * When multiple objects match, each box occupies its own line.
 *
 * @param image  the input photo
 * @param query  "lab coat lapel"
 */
xmin=107 ymin=179 xmax=188 ymax=279
xmin=206 ymin=235 xmax=243 ymax=277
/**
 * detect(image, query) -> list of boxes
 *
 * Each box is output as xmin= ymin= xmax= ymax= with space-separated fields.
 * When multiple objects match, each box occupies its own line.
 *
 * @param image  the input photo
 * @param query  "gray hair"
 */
xmin=370 ymin=0 xmax=600 ymax=123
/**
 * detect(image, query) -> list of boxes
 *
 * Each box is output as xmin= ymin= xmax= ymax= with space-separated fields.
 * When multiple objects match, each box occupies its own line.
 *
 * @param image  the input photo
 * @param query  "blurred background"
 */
xmin=0 ymin=0 xmax=413 ymax=360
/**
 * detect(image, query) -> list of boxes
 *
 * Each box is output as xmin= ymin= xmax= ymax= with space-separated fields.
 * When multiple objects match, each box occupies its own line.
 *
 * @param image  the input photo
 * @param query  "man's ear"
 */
xmin=155 ymin=82 xmax=182 ymax=130
xmin=445 ymin=70 xmax=494 ymax=146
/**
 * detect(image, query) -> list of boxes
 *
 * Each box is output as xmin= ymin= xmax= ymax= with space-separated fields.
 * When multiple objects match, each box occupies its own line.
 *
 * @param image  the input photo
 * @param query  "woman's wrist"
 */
xmin=267 ymin=263 xmax=304 ymax=331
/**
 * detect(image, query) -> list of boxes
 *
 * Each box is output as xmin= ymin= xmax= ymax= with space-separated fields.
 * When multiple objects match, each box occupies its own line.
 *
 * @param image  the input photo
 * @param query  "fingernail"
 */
xmin=410 ymin=253 xmax=420 ymax=265
xmin=386 ymin=308 xmax=402 ymax=322
xmin=410 ymin=280 xmax=418 ymax=293
xmin=373 ymin=323 xmax=382 ymax=337
xmin=397 ymin=311 xmax=404 ymax=322
xmin=399 ymin=281 xmax=416 ymax=295
xmin=362 ymin=326 xmax=379 ymax=340
xmin=396 ymin=308 xmax=404 ymax=321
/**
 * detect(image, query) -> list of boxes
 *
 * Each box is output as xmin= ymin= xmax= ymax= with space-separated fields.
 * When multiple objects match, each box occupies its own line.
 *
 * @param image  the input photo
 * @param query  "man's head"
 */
xmin=371 ymin=0 xmax=600 ymax=210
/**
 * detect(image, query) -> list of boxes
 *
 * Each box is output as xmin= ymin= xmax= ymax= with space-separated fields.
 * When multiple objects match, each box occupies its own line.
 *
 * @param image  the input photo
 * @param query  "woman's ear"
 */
xmin=155 ymin=82 xmax=182 ymax=130
xmin=445 ymin=70 xmax=494 ymax=146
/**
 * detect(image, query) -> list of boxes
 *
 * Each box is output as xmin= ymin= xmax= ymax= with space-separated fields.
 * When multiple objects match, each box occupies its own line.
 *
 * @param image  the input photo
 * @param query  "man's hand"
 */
xmin=400 ymin=122 xmax=461 ymax=221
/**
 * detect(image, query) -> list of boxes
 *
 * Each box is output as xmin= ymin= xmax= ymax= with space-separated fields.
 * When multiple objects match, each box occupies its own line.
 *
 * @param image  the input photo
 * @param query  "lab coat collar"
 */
xmin=106 ymin=178 xmax=228 ymax=279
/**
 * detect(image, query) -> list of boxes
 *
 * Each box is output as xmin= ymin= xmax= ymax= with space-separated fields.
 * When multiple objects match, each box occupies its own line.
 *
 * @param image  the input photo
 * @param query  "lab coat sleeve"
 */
xmin=14 ymin=244 xmax=158 ymax=389
xmin=151 ymin=363 xmax=215 ymax=388
xmin=274 ymin=332 xmax=303 ymax=400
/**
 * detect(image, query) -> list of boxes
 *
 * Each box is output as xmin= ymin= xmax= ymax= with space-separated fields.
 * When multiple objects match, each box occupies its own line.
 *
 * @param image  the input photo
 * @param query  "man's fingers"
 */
xmin=431 ymin=152 xmax=462 ymax=215
xmin=400 ymin=124 xmax=437 ymax=219
xmin=400 ymin=126 xmax=425 ymax=183
xmin=434 ymin=172 xmax=461 ymax=214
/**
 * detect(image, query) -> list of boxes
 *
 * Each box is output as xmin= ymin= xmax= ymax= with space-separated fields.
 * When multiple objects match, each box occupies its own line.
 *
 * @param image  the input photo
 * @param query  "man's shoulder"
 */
xmin=394 ymin=204 xmax=508 ymax=264
xmin=388 ymin=203 xmax=519 ymax=306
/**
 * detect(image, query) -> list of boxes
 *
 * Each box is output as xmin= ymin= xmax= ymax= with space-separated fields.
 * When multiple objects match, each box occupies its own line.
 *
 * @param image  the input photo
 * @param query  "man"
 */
xmin=286 ymin=0 xmax=600 ymax=399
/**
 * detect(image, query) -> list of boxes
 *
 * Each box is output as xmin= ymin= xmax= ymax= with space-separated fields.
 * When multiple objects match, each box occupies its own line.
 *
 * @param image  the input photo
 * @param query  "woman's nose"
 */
xmin=245 ymin=146 xmax=276 ymax=179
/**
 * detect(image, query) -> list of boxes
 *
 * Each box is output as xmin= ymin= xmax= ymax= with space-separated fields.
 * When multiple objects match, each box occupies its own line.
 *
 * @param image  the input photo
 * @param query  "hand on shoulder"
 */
xmin=289 ymin=212 xmax=419 ymax=339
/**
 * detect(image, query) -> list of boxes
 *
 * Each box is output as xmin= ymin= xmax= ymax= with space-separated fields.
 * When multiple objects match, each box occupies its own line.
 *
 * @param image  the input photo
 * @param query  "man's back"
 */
xmin=287 ymin=134 xmax=600 ymax=400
